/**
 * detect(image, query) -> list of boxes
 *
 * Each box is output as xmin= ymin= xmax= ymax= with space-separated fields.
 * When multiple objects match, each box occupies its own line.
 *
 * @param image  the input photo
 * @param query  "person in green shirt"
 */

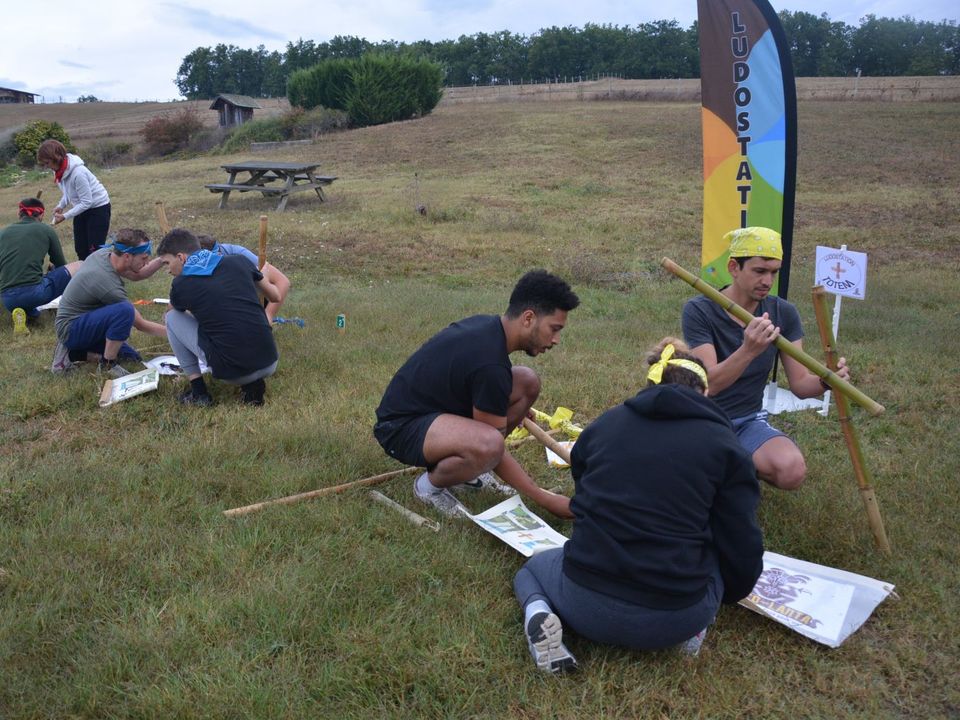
xmin=0 ymin=198 xmax=80 ymax=321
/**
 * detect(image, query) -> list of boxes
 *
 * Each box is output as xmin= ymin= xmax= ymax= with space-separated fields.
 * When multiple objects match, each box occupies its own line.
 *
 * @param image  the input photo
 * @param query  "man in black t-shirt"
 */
xmin=375 ymin=270 xmax=580 ymax=519
xmin=157 ymin=229 xmax=281 ymax=406
xmin=682 ymin=227 xmax=850 ymax=490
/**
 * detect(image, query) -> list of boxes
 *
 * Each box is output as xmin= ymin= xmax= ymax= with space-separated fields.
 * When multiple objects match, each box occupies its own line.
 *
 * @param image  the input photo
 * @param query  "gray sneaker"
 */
xmin=452 ymin=471 xmax=516 ymax=496
xmin=51 ymin=342 xmax=75 ymax=375
xmin=412 ymin=475 xmax=465 ymax=517
xmin=526 ymin=612 xmax=578 ymax=674
xmin=98 ymin=360 xmax=129 ymax=379
xmin=679 ymin=626 xmax=708 ymax=657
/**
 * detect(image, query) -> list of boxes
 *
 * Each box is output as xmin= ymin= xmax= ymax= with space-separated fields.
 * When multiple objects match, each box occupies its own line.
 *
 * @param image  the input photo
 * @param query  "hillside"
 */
xmin=1 ymin=76 xmax=957 ymax=152
xmin=0 ymin=98 xmax=291 ymax=148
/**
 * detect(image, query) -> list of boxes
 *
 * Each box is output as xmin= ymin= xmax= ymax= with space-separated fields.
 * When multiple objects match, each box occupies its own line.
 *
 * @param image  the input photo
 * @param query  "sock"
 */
xmin=416 ymin=471 xmax=441 ymax=495
xmin=190 ymin=377 xmax=209 ymax=396
xmin=524 ymin=599 xmax=552 ymax=637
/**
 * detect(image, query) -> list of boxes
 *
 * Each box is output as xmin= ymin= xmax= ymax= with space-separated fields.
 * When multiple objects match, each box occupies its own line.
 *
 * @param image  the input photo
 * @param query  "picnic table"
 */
xmin=205 ymin=161 xmax=336 ymax=211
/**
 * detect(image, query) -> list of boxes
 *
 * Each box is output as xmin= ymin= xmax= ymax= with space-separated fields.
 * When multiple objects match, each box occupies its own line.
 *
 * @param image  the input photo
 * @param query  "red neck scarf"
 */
xmin=54 ymin=157 xmax=68 ymax=183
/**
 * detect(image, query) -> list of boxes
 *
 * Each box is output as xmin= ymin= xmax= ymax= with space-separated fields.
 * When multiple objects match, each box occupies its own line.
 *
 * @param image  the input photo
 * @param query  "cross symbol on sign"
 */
xmin=831 ymin=262 xmax=847 ymax=280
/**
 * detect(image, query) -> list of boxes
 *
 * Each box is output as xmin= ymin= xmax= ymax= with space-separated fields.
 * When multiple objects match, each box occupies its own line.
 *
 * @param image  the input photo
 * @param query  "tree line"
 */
xmin=175 ymin=12 xmax=960 ymax=99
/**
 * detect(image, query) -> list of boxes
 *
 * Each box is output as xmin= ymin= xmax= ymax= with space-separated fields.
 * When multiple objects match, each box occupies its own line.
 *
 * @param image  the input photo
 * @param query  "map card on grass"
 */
xmin=99 ymin=368 xmax=160 ymax=407
xmin=462 ymin=495 xmax=568 ymax=557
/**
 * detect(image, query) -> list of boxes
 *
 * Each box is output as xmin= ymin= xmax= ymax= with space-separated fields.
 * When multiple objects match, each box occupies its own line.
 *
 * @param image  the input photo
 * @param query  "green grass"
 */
xmin=1 ymin=99 xmax=959 ymax=718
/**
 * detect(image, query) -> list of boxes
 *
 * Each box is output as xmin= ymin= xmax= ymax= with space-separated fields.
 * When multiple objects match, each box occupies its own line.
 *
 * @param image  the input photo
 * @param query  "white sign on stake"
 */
xmin=815 ymin=246 xmax=868 ymax=299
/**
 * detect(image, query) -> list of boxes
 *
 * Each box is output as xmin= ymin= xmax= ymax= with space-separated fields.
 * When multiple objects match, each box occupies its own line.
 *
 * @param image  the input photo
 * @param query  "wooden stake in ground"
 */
xmin=660 ymin=257 xmax=885 ymax=416
xmin=154 ymin=201 xmax=171 ymax=235
xmin=257 ymin=214 xmax=268 ymax=269
xmin=812 ymin=286 xmax=892 ymax=554
xmin=522 ymin=417 xmax=572 ymax=465
xmin=223 ymin=466 xmax=418 ymax=517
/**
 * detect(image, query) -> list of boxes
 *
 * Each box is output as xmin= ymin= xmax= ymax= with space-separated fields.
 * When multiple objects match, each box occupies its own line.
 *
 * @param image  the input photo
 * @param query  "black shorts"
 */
xmin=373 ymin=413 xmax=442 ymax=469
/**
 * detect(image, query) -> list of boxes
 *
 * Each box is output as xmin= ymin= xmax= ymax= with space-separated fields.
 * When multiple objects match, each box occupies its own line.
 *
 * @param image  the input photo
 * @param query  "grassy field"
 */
xmin=1 ymin=98 xmax=959 ymax=718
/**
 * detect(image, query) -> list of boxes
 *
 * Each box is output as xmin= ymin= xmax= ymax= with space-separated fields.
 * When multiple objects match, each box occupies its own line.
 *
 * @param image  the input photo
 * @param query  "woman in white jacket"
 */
xmin=37 ymin=139 xmax=111 ymax=261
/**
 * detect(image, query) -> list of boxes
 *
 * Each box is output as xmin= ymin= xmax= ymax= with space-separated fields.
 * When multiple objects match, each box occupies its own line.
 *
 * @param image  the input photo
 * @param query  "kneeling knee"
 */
xmin=773 ymin=460 xmax=807 ymax=491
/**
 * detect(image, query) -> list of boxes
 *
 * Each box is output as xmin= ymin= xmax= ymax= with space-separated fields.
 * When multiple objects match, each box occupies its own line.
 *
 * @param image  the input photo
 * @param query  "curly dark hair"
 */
xmin=505 ymin=269 xmax=580 ymax=318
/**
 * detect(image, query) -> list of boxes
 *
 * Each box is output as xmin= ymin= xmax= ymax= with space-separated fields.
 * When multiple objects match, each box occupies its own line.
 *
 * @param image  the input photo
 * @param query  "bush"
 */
xmin=216 ymin=107 xmax=348 ymax=153
xmin=12 ymin=120 xmax=77 ymax=167
xmin=139 ymin=107 xmax=204 ymax=156
xmin=287 ymin=58 xmax=354 ymax=112
xmin=288 ymin=54 xmax=443 ymax=128
xmin=83 ymin=140 xmax=134 ymax=167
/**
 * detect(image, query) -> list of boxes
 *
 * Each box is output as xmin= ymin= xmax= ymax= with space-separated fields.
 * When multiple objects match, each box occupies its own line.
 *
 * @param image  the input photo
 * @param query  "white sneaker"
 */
xmin=51 ymin=342 xmax=76 ymax=375
xmin=452 ymin=471 xmax=516 ymax=496
xmin=526 ymin=612 xmax=578 ymax=674
xmin=412 ymin=474 xmax=465 ymax=517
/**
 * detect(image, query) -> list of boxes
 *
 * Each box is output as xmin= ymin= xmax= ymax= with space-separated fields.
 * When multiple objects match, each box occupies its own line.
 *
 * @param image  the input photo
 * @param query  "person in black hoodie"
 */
xmin=513 ymin=338 xmax=764 ymax=673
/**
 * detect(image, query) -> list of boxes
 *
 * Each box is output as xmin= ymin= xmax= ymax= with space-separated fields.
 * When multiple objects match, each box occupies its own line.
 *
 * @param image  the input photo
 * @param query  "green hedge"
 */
xmin=287 ymin=55 xmax=443 ymax=128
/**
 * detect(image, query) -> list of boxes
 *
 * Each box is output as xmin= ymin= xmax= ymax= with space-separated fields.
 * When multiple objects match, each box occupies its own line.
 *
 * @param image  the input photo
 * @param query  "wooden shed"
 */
xmin=0 ymin=87 xmax=39 ymax=104
xmin=209 ymin=94 xmax=261 ymax=127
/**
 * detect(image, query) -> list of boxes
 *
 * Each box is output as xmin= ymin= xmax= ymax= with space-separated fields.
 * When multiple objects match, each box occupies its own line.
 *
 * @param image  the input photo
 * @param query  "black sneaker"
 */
xmin=240 ymin=378 xmax=266 ymax=405
xmin=178 ymin=388 xmax=213 ymax=407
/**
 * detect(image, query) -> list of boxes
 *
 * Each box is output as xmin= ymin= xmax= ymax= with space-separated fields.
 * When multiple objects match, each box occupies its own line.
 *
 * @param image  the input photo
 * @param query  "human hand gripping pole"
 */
xmin=660 ymin=257 xmax=884 ymax=416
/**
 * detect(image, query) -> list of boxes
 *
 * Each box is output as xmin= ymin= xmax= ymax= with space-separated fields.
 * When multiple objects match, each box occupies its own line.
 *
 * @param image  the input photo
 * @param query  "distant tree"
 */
xmin=77 ymin=94 xmax=101 ymax=103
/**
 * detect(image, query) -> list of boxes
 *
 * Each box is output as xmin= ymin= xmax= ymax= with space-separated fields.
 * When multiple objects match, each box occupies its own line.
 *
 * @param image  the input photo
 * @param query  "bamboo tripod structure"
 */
xmin=811 ymin=286 xmax=892 ymax=554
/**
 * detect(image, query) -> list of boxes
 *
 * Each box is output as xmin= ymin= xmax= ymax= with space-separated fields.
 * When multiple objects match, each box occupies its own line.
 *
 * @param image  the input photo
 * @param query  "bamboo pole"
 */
xmin=522 ymin=417 xmax=572 ymax=465
xmin=223 ymin=466 xmax=418 ymax=518
xmin=368 ymin=490 xmax=441 ymax=531
xmin=257 ymin=214 xmax=268 ymax=269
xmin=154 ymin=201 xmax=171 ymax=235
xmin=660 ymin=257 xmax=884 ymax=416
xmin=812 ymin=286 xmax=891 ymax=554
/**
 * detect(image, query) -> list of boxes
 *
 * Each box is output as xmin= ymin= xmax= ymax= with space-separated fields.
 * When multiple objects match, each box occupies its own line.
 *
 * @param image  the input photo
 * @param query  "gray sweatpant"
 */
xmin=165 ymin=309 xmax=277 ymax=385
xmin=513 ymin=548 xmax=722 ymax=650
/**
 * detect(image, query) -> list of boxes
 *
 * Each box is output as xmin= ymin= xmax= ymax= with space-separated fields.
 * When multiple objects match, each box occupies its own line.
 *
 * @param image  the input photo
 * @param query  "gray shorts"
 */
xmin=730 ymin=410 xmax=794 ymax=455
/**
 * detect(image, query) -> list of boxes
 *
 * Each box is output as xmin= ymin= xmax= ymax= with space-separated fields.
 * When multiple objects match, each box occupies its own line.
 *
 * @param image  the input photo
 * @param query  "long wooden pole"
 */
xmin=812 ymin=286 xmax=892 ymax=554
xmin=154 ymin=201 xmax=171 ymax=235
xmin=257 ymin=214 xmax=268 ymax=270
xmin=660 ymin=257 xmax=884 ymax=416
xmin=522 ymin=417 xmax=572 ymax=465
xmin=223 ymin=466 xmax=418 ymax=518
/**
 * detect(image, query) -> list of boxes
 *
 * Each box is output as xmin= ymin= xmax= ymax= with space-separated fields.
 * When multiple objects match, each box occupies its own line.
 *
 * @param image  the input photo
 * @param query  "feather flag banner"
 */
xmin=697 ymin=0 xmax=797 ymax=298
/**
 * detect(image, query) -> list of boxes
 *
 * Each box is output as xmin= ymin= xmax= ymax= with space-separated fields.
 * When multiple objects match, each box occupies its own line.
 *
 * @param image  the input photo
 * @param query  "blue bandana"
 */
xmin=103 ymin=237 xmax=152 ymax=254
xmin=181 ymin=249 xmax=222 ymax=277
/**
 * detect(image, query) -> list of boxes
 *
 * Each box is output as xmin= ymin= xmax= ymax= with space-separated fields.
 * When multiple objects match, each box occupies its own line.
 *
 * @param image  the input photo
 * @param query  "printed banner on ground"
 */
xmin=99 ymin=368 xmax=160 ymax=407
xmin=739 ymin=551 xmax=895 ymax=647
xmin=463 ymin=495 xmax=568 ymax=557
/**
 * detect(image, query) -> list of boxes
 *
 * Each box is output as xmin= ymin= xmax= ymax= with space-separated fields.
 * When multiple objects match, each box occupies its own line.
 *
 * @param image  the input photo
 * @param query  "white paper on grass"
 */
xmin=462 ymin=495 xmax=569 ymax=557
xmin=739 ymin=551 xmax=895 ymax=648
xmin=545 ymin=441 xmax=575 ymax=467
xmin=99 ymin=368 xmax=160 ymax=407
xmin=143 ymin=354 xmax=211 ymax=376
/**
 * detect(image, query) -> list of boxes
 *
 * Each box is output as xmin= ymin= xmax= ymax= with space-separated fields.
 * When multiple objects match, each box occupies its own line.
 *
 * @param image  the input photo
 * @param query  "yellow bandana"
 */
xmin=647 ymin=344 xmax=709 ymax=390
xmin=725 ymin=226 xmax=783 ymax=260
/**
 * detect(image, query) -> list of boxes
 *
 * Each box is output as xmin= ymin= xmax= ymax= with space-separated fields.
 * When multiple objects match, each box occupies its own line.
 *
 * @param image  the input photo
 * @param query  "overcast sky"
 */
xmin=1 ymin=0 xmax=956 ymax=102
